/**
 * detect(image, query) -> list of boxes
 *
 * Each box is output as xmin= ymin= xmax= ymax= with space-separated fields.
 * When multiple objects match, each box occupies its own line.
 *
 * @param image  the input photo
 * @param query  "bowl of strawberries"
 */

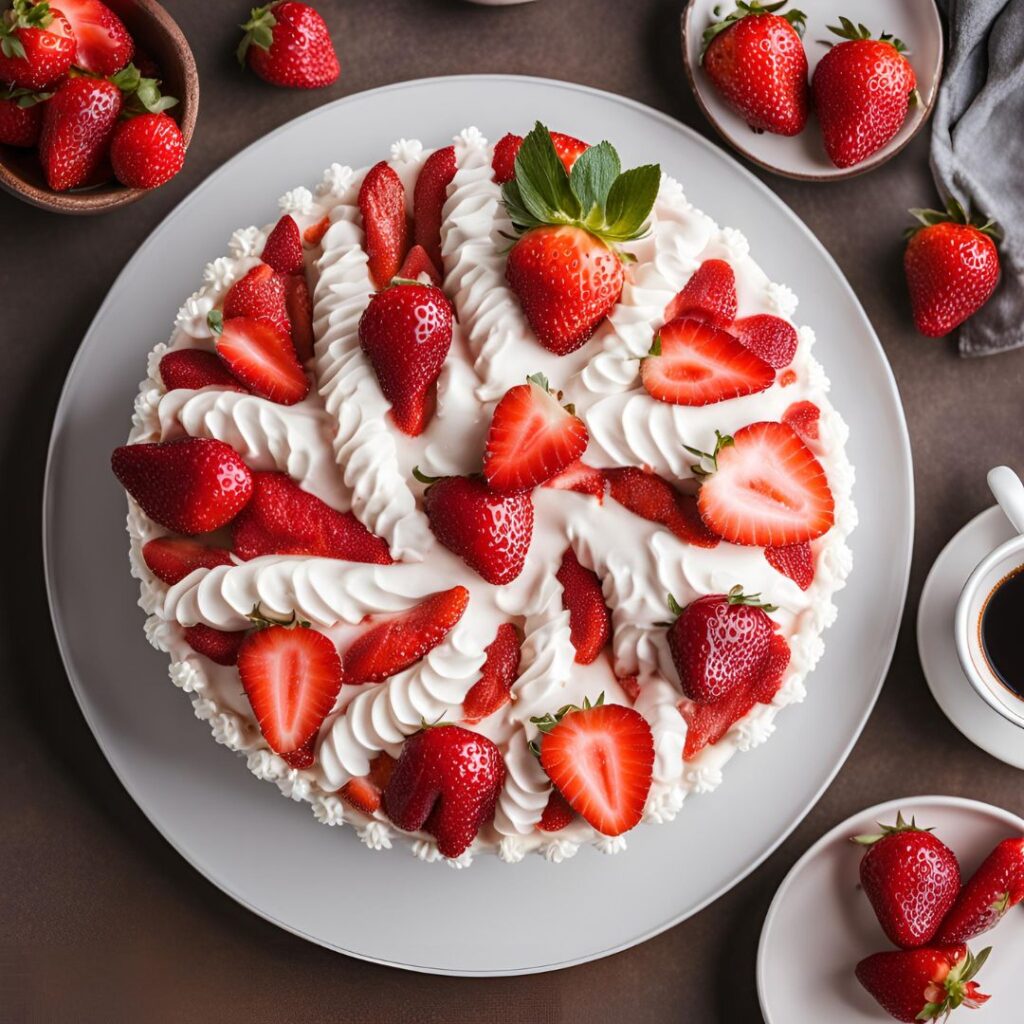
xmin=0 ymin=0 xmax=197 ymax=213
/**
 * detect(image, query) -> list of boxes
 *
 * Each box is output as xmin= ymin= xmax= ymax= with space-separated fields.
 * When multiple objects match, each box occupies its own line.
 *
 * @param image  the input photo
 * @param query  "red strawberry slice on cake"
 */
xmin=223 ymin=263 xmax=292 ymax=337
xmin=412 ymin=144 xmax=456 ymax=274
xmin=383 ymin=725 xmax=506 ymax=858
xmin=483 ymin=373 xmax=589 ymax=492
xmin=641 ymin=318 xmax=775 ymax=406
xmin=782 ymin=400 xmax=820 ymax=444
xmin=111 ymin=438 xmax=253 ymax=535
xmin=664 ymin=259 xmax=737 ymax=328
xmin=491 ymin=129 xmax=588 ymax=184
xmin=537 ymin=788 xmax=575 ymax=832
xmin=184 ymin=624 xmax=247 ymax=666
xmin=543 ymin=460 xmax=607 ymax=500
xmin=342 ymin=586 xmax=469 ymax=684
xmin=303 ymin=215 xmax=331 ymax=247
xmin=261 ymin=214 xmax=304 ymax=275
xmin=142 ymin=537 xmax=233 ymax=585
xmin=358 ymin=160 xmax=409 ymax=288
xmin=238 ymin=619 xmax=343 ymax=762
xmin=764 ymin=542 xmax=815 ymax=590
xmin=210 ymin=313 xmax=309 ymax=406
xmin=732 ymin=314 xmax=798 ymax=369
xmin=533 ymin=696 xmax=654 ymax=837
xmin=556 ymin=547 xmax=611 ymax=665
xmin=606 ymin=467 xmax=719 ymax=548
xmin=462 ymin=623 xmax=522 ymax=724
xmin=284 ymin=273 xmax=315 ymax=363
xmin=340 ymin=752 xmax=397 ymax=815
xmin=232 ymin=471 xmax=392 ymax=564
xmin=160 ymin=349 xmax=248 ymax=393
xmin=692 ymin=422 xmax=835 ymax=546
xmin=395 ymin=244 xmax=442 ymax=287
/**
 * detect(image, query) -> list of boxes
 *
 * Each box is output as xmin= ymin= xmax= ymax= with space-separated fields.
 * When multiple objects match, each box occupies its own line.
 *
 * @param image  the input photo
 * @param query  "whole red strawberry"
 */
xmin=358 ymin=280 xmax=453 ymax=436
xmin=855 ymin=945 xmax=990 ymax=1023
xmin=237 ymin=1 xmax=339 ymax=89
xmin=936 ymin=837 xmax=1024 ymax=944
xmin=418 ymin=472 xmax=534 ymax=586
xmin=0 ymin=86 xmax=47 ymax=146
xmin=702 ymin=1 xmax=809 ymax=136
xmin=667 ymin=586 xmax=777 ymax=703
xmin=111 ymin=438 xmax=254 ymax=535
xmin=0 ymin=0 xmax=75 ymax=90
xmin=855 ymin=812 xmax=961 ymax=948
xmin=503 ymin=122 xmax=659 ymax=354
xmin=812 ymin=19 xmax=916 ymax=169
xmin=904 ymin=200 xmax=1000 ymax=337
xmin=110 ymin=111 xmax=185 ymax=189
xmin=382 ymin=724 xmax=506 ymax=858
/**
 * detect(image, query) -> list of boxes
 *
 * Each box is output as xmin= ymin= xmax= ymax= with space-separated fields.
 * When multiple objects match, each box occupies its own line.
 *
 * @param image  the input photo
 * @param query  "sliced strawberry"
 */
xmin=303 ymin=215 xmax=331 ymax=247
xmin=462 ymin=623 xmax=522 ymax=724
xmin=664 ymin=259 xmax=737 ymax=328
xmin=58 ymin=0 xmax=133 ymax=76
xmin=779 ymin=368 xmax=797 ymax=387
xmin=491 ymin=130 xmax=588 ymax=184
xmin=358 ymin=160 xmax=408 ymax=288
xmin=142 ymin=537 xmax=232 ymax=585
xmin=537 ymin=788 xmax=574 ymax=832
xmin=212 ymin=314 xmax=309 ymax=406
xmin=765 ymin=542 xmax=814 ymax=590
xmin=557 ymin=548 xmax=610 ymax=665
xmin=261 ymin=214 xmax=304 ymax=275
xmin=343 ymin=586 xmax=470 ymax=684
xmin=641 ymin=318 xmax=774 ymax=406
xmin=696 ymin=422 xmax=835 ymax=546
xmin=223 ymin=263 xmax=291 ymax=337
xmin=543 ymin=460 xmax=607 ymax=500
xmin=232 ymin=471 xmax=393 ymax=564
xmin=281 ymin=737 xmax=316 ymax=770
xmin=483 ymin=373 xmax=589 ymax=492
xmin=238 ymin=623 xmax=343 ymax=758
xmin=606 ymin=467 xmax=719 ymax=548
xmin=396 ymin=243 xmax=442 ymax=287
xmin=782 ymin=400 xmax=821 ymax=444
xmin=284 ymin=273 xmax=315 ymax=363
xmin=184 ymin=623 xmax=246 ymax=666
xmin=340 ymin=752 xmax=396 ymax=814
xmin=413 ymin=144 xmax=456 ymax=273
xmin=618 ymin=675 xmax=641 ymax=703
xmin=680 ymin=632 xmax=790 ymax=758
xmin=159 ymin=348 xmax=248 ymax=393
xmin=732 ymin=314 xmax=798 ymax=369
xmin=535 ymin=699 xmax=654 ymax=836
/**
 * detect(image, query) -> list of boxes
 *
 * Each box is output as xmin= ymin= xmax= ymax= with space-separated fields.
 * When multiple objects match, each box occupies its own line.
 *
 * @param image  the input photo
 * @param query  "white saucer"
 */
xmin=918 ymin=506 xmax=1024 ymax=770
xmin=758 ymin=795 xmax=1024 ymax=1024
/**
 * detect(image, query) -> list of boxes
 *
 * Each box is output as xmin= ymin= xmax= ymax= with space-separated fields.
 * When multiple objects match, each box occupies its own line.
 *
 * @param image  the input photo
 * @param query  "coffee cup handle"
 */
xmin=988 ymin=466 xmax=1024 ymax=535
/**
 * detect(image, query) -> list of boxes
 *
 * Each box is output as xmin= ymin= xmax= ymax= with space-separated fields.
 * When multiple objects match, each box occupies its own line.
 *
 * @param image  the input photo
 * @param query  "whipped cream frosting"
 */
xmin=123 ymin=128 xmax=856 ymax=864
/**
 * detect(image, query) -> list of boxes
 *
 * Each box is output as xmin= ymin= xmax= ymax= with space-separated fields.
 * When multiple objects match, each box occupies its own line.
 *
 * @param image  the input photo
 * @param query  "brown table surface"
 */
xmin=3 ymin=1 xmax=1022 ymax=1020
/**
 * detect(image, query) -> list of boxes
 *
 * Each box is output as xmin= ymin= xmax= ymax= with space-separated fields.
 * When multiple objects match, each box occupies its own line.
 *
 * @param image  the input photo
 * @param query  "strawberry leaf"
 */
xmin=514 ymin=121 xmax=581 ymax=225
xmin=603 ymin=164 xmax=661 ymax=241
xmin=569 ymin=141 xmax=620 ymax=219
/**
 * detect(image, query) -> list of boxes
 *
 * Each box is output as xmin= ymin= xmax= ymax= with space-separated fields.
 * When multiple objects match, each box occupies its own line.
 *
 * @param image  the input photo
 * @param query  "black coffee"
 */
xmin=980 ymin=566 xmax=1024 ymax=700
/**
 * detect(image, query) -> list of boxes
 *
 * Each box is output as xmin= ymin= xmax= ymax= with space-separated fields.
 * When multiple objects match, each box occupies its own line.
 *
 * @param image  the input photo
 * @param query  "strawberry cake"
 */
xmin=114 ymin=123 xmax=856 ymax=866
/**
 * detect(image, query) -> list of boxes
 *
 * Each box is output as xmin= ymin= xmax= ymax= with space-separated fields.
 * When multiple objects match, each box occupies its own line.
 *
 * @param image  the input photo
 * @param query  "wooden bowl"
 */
xmin=0 ymin=0 xmax=199 ymax=214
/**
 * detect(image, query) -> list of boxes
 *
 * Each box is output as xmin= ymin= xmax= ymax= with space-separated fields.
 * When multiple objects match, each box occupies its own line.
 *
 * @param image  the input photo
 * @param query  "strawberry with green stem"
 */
xmin=237 ymin=1 xmax=339 ymax=90
xmin=0 ymin=0 xmax=74 ymax=90
xmin=503 ymin=122 xmax=660 ymax=355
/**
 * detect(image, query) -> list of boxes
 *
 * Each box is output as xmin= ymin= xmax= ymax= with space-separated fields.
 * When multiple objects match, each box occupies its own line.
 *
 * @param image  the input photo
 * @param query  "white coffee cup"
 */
xmin=955 ymin=466 xmax=1024 ymax=730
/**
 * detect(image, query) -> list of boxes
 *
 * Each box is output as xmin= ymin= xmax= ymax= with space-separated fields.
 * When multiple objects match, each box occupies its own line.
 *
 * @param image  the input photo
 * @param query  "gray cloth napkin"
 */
xmin=931 ymin=0 xmax=1024 ymax=356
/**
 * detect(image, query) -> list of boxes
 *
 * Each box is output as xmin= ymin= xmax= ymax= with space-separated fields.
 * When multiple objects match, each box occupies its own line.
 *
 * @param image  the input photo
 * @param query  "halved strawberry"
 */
xmin=782 ymin=400 xmax=821 ymax=444
xmin=534 ymin=697 xmax=654 ymax=837
xmin=606 ymin=467 xmax=719 ymax=548
xmin=223 ymin=263 xmax=291 ymax=337
xmin=765 ymin=542 xmax=814 ymax=590
xmin=483 ymin=373 xmax=589 ymax=492
xmin=557 ymin=547 xmax=610 ymax=665
xmin=303 ymin=215 xmax=331 ymax=247
xmin=664 ymin=259 xmax=737 ymax=327
xmin=359 ymin=160 xmax=408 ymax=288
xmin=339 ymin=752 xmax=396 ymax=814
xmin=343 ymin=586 xmax=470 ymax=684
xmin=491 ymin=129 xmax=588 ymax=184
xmin=210 ymin=313 xmax=309 ymax=406
xmin=641 ymin=318 xmax=774 ymax=406
xmin=543 ymin=460 xmax=607 ymax=500
xmin=413 ymin=144 xmax=456 ymax=274
xmin=284 ymin=273 xmax=315 ymax=363
xmin=58 ymin=0 xmax=133 ymax=76
xmin=732 ymin=314 xmax=798 ymax=369
xmin=261 ymin=214 xmax=304 ymax=275
xmin=142 ymin=537 xmax=232 ymax=585
xmin=184 ymin=623 xmax=246 ymax=666
xmin=238 ymin=622 xmax=343 ymax=758
xmin=159 ymin=348 xmax=247 ymax=393
xmin=462 ymin=623 xmax=522 ymax=724
xmin=396 ymin=243 xmax=442 ymax=287
xmin=694 ymin=422 xmax=835 ymax=546
xmin=537 ymin=788 xmax=574 ymax=832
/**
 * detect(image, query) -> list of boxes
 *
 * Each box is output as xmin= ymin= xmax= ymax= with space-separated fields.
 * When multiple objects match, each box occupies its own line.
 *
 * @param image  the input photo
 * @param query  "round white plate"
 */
xmin=919 ymin=506 xmax=1024 ymax=770
xmin=758 ymin=796 xmax=1024 ymax=1023
xmin=43 ymin=75 xmax=913 ymax=976
xmin=682 ymin=0 xmax=944 ymax=180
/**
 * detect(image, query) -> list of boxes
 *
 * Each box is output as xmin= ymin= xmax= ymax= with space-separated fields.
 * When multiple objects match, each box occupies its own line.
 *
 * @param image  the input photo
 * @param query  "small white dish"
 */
xmin=681 ymin=0 xmax=944 ymax=181
xmin=758 ymin=796 xmax=1024 ymax=1024
xmin=919 ymin=505 xmax=1024 ymax=770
